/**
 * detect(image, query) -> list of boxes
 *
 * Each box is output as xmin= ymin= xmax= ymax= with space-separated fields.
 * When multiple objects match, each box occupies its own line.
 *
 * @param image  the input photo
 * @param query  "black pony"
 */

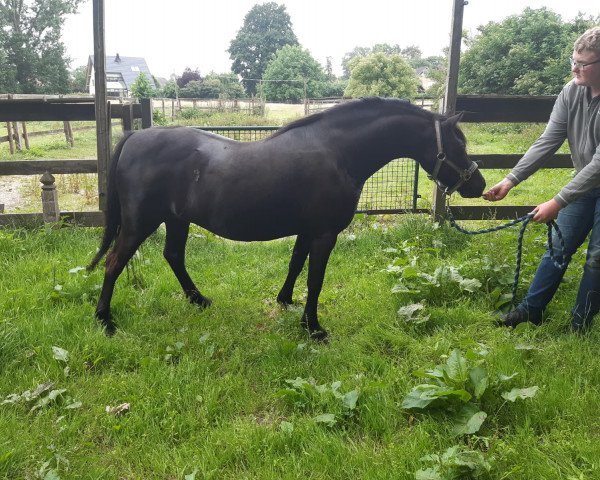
xmin=88 ymin=97 xmax=485 ymax=340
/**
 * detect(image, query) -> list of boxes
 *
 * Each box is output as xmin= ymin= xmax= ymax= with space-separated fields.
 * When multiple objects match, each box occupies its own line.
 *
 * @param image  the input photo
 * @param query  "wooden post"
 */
xmin=40 ymin=172 xmax=60 ymax=224
xmin=432 ymin=0 xmax=466 ymax=223
xmin=161 ymin=98 xmax=165 ymax=117
xmin=107 ymin=101 xmax=112 ymax=155
xmin=6 ymin=123 xmax=14 ymax=154
xmin=303 ymin=79 xmax=308 ymax=115
xmin=63 ymin=121 xmax=74 ymax=146
xmin=67 ymin=121 xmax=74 ymax=146
xmin=122 ymin=103 xmax=133 ymax=131
xmin=93 ymin=0 xmax=111 ymax=212
xmin=171 ymin=99 xmax=175 ymax=120
xmin=12 ymin=122 xmax=22 ymax=151
xmin=140 ymin=98 xmax=153 ymax=129
xmin=21 ymin=122 xmax=30 ymax=149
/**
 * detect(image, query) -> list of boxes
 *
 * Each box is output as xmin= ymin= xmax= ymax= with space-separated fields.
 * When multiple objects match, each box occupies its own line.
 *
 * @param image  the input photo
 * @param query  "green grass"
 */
xmin=0 ymin=216 xmax=598 ymax=479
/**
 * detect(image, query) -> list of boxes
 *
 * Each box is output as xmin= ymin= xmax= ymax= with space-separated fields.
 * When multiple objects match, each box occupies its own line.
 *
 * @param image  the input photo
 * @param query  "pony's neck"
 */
xmin=332 ymin=109 xmax=434 ymax=183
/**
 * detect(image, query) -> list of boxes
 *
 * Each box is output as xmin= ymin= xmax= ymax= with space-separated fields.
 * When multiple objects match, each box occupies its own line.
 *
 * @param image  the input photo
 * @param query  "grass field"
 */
xmin=0 ymin=215 xmax=597 ymax=479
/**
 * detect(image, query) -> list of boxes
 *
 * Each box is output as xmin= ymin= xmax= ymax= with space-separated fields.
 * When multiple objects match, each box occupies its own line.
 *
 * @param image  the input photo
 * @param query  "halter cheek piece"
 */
xmin=428 ymin=119 xmax=479 ymax=195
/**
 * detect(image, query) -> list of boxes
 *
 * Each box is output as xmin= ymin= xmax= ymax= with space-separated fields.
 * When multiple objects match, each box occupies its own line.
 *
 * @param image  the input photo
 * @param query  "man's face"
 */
xmin=571 ymin=49 xmax=600 ymax=90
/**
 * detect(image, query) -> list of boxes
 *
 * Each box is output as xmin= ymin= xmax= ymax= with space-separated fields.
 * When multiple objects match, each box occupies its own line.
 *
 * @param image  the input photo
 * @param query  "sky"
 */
xmin=62 ymin=0 xmax=599 ymax=79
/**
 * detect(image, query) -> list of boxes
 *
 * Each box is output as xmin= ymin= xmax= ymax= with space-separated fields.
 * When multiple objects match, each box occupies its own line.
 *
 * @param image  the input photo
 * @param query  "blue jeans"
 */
xmin=519 ymin=188 xmax=600 ymax=329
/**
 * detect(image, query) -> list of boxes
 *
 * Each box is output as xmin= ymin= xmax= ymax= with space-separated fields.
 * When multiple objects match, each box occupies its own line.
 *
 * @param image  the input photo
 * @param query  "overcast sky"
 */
xmin=62 ymin=0 xmax=599 ymax=79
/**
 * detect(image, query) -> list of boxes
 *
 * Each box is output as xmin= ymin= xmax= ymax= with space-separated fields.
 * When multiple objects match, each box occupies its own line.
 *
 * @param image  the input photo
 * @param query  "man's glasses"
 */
xmin=570 ymin=57 xmax=600 ymax=69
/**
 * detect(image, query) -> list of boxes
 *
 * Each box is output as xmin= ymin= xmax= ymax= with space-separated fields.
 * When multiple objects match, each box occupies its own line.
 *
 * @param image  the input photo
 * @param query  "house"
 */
xmin=86 ymin=53 xmax=154 ymax=97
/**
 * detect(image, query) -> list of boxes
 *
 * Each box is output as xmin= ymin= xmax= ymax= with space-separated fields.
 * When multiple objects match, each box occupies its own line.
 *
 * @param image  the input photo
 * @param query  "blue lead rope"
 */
xmin=446 ymin=209 xmax=568 ymax=306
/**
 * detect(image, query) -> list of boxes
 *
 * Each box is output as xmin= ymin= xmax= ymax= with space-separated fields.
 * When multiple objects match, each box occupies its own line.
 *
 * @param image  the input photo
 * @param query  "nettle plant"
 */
xmin=403 ymin=348 xmax=539 ymax=478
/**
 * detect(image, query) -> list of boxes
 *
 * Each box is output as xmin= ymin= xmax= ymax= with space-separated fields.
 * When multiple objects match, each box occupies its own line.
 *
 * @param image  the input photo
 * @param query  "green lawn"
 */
xmin=0 ymin=215 xmax=597 ymax=479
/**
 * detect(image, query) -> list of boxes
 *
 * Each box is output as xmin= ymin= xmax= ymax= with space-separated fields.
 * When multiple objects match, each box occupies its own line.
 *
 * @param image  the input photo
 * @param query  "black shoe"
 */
xmin=497 ymin=308 xmax=542 ymax=328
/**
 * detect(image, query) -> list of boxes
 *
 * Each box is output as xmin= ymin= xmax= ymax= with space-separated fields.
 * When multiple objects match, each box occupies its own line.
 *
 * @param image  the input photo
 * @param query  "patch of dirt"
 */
xmin=0 ymin=176 xmax=26 ymax=212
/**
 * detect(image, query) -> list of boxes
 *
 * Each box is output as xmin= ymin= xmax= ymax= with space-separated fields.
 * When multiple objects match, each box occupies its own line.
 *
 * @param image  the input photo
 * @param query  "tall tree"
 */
xmin=459 ymin=8 xmax=599 ymax=95
xmin=228 ymin=2 xmax=298 ymax=95
xmin=344 ymin=52 xmax=420 ymax=100
xmin=341 ymin=43 xmax=421 ymax=79
xmin=178 ymin=72 xmax=245 ymax=99
xmin=262 ymin=45 xmax=326 ymax=102
xmin=130 ymin=72 xmax=156 ymax=99
xmin=0 ymin=0 xmax=83 ymax=93
xmin=176 ymin=67 xmax=201 ymax=88
xmin=69 ymin=64 xmax=88 ymax=93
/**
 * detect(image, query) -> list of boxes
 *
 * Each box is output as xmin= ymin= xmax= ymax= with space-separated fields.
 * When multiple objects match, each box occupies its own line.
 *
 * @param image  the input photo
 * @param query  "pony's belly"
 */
xmin=198 ymin=214 xmax=300 ymax=242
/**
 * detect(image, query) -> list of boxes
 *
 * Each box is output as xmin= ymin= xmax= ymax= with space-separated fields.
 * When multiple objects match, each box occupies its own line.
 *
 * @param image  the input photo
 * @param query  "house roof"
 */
xmin=87 ymin=54 xmax=153 ymax=90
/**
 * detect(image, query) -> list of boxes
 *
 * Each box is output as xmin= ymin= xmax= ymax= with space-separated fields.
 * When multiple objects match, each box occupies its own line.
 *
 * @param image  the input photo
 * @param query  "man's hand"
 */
xmin=482 ymin=179 xmax=514 ymax=201
xmin=531 ymin=199 xmax=561 ymax=223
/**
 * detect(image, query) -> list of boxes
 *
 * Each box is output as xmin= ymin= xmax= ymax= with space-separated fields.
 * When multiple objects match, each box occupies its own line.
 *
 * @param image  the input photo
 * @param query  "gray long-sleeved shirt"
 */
xmin=506 ymin=80 xmax=600 ymax=206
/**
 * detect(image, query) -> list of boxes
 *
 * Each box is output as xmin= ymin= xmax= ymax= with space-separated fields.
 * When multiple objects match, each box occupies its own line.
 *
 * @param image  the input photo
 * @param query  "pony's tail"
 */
xmin=87 ymin=132 xmax=133 ymax=271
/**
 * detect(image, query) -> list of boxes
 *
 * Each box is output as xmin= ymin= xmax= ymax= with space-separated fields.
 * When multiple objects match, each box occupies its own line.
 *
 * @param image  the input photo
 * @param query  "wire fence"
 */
xmin=197 ymin=126 xmax=419 ymax=214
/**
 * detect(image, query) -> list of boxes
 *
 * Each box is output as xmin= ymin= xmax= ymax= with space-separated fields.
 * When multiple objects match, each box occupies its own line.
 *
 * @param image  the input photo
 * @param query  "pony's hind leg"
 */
xmin=277 ymin=234 xmax=310 ymax=306
xmin=164 ymin=219 xmax=211 ymax=308
xmin=96 ymin=222 xmax=157 ymax=335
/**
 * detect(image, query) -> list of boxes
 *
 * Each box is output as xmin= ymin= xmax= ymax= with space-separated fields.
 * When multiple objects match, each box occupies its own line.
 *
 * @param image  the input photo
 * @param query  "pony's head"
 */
xmin=426 ymin=113 xmax=485 ymax=198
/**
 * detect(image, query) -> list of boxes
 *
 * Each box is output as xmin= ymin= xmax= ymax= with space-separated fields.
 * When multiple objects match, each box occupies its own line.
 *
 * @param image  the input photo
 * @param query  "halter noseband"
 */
xmin=428 ymin=119 xmax=479 ymax=195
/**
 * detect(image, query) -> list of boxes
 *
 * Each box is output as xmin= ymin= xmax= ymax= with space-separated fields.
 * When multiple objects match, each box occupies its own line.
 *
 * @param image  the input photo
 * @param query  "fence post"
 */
xmin=93 ymin=0 xmax=110 ymax=212
xmin=63 ymin=121 xmax=74 ymax=146
xmin=40 ymin=172 xmax=60 ymax=224
xmin=432 ymin=0 xmax=466 ymax=223
xmin=12 ymin=122 xmax=22 ymax=151
xmin=122 ymin=103 xmax=133 ymax=131
xmin=303 ymin=79 xmax=308 ymax=115
xmin=6 ymin=123 xmax=14 ymax=154
xmin=140 ymin=98 xmax=153 ymax=129
xmin=21 ymin=122 xmax=30 ymax=149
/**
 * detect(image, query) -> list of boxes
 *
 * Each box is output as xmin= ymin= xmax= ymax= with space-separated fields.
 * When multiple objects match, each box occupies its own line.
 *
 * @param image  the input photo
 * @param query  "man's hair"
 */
xmin=574 ymin=26 xmax=600 ymax=55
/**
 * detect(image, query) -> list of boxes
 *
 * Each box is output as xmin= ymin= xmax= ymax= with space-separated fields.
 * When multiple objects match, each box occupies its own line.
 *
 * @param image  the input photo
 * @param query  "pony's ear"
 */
xmin=445 ymin=111 xmax=464 ymax=125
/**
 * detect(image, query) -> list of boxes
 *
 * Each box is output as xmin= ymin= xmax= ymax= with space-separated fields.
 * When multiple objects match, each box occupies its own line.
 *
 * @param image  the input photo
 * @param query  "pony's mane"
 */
xmin=270 ymin=97 xmax=437 ymax=138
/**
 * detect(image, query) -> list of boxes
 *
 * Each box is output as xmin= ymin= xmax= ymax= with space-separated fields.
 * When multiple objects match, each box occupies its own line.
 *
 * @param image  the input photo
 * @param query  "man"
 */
xmin=483 ymin=26 xmax=600 ymax=332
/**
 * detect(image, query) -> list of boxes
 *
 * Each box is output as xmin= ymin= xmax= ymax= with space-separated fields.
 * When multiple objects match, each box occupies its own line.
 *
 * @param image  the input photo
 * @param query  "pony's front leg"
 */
xmin=302 ymin=233 xmax=338 ymax=341
xmin=277 ymin=234 xmax=310 ymax=306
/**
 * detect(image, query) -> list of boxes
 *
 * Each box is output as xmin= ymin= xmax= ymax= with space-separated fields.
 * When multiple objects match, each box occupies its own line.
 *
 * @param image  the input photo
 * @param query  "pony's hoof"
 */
xmin=277 ymin=295 xmax=294 ymax=308
xmin=103 ymin=323 xmax=117 ymax=337
xmin=189 ymin=292 xmax=212 ymax=309
xmin=309 ymin=329 xmax=329 ymax=343
xmin=96 ymin=311 xmax=116 ymax=336
xmin=277 ymin=292 xmax=294 ymax=308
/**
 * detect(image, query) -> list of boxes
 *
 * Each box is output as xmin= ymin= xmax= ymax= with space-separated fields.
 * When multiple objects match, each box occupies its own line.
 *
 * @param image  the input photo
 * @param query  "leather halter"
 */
xmin=428 ymin=119 xmax=479 ymax=195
